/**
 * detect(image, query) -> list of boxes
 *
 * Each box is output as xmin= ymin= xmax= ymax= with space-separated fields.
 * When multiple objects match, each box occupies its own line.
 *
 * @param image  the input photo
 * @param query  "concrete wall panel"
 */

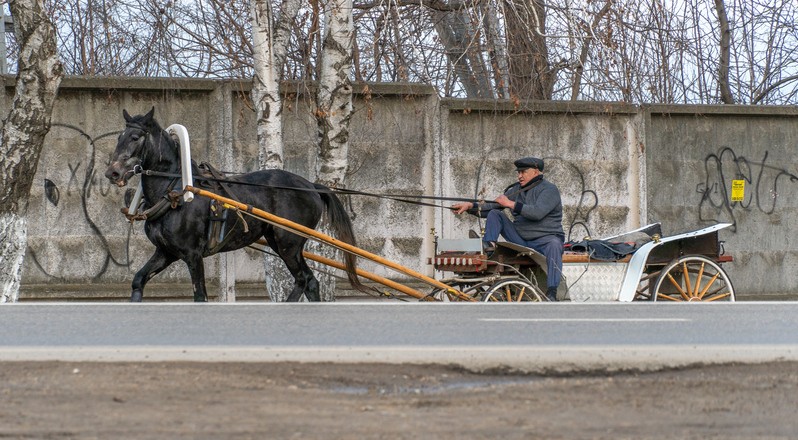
xmin=646 ymin=108 xmax=798 ymax=296
xmin=4 ymin=77 xmax=797 ymax=298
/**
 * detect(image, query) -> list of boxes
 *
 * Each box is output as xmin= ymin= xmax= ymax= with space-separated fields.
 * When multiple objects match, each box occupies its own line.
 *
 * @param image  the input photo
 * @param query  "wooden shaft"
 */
xmin=254 ymin=239 xmax=432 ymax=300
xmin=255 ymin=238 xmax=431 ymax=300
xmin=187 ymin=186 xmax=474 ymax=301
xmin=302 ymin=250 xmax=435 ymax=301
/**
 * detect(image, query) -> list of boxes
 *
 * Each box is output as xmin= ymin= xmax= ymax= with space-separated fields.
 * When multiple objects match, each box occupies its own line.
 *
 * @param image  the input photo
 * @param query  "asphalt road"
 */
xmin=2 ymin=302 xmax=797 ymax=372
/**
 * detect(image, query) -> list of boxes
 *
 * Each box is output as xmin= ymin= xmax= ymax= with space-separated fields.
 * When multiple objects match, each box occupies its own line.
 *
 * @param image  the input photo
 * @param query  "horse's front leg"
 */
xmin=132 ymin=249 xmax=177 ymax=302
xmin=184 ymin=253 xmax=208 ymax=302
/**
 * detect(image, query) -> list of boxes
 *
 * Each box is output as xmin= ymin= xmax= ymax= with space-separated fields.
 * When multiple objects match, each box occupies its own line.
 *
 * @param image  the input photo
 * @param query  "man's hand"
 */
xmin=495 ymin=194 xmax=513 ymax=209
xmin=451 ymin=202 xmax=473 ymax=215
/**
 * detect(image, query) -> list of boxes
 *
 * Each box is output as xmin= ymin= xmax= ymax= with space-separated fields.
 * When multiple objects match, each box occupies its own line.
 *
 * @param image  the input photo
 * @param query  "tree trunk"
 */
xmin=0 ymin=0 xmax=63 ymax=302
xmin=505 ymin=0 xmax=553 ymax=100
xmin=714 ymin=0 xmax=734 ymax=104
xmin=251 ymin=0 xmax=304 ymax=302
xmin=433 ymin=9 xmax=493 ymax=98
xmin=314 ymin=0 xmax=355 ymax=301
xmin=251 ymin=0 xmax=301 ymax=170
xmin=483 ymin=1 xmax=510 ymax=99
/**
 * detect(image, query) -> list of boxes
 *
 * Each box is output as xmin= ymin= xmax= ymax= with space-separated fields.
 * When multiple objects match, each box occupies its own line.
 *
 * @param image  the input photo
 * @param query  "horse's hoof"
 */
xmin=130 ymin=290 xmax=143 ymax=302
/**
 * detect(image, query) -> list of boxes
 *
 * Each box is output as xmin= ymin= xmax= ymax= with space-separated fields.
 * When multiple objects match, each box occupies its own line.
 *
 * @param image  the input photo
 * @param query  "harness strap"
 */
xmin=198 ymin=163 xmax=249 ymax=256
xmin=121 ymin=197 xmax=172 ymax=222
xmin=121 ymin=177 xmax=182 ymax=223
xmin=204 ymin=207 xmax=245 ymax=257
xmin=199 ymin=162 xmax=243 ymax=202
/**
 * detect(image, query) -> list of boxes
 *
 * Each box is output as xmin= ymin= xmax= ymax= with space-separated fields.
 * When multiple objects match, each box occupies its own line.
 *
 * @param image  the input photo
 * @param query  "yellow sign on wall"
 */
xmin=731 ymin=180 xmax=745 ymax=202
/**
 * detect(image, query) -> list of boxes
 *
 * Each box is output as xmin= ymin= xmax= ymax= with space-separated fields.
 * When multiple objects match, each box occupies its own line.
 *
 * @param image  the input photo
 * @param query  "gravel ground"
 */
xmin=1 ymin=361 xmax=797 ymax=439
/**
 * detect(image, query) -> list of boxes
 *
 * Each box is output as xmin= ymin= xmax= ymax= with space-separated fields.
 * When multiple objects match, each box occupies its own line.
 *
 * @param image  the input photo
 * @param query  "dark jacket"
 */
xmin=468 ymin=176 xmax=564 ymax=240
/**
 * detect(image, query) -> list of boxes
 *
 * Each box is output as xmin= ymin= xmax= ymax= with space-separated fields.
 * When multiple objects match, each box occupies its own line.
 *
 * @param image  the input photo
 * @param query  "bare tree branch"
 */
xmin=714 ymin=0 xmax=734 ymax=104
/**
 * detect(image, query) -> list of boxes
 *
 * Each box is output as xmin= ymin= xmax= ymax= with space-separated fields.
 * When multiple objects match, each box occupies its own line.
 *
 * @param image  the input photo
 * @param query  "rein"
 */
xmin=131 ymin=167 xmax=475 ymax=210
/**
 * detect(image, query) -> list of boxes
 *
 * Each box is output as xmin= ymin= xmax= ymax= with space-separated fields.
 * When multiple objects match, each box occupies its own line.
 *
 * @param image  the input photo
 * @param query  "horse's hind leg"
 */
xmin=285 ymin=258 xmax=319 ymax=302
xmin=267 ymin=235 xmax=320 ymax=302
xmin=132 ymin=249 xmax=177 ymax=302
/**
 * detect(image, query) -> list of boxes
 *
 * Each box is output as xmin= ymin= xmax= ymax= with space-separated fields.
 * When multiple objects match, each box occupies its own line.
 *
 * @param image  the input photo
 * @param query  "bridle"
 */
xmin=117 ymin=121 xmax=171 ymax=180
xmin=121 ymin=164 xmax=144 ymax=182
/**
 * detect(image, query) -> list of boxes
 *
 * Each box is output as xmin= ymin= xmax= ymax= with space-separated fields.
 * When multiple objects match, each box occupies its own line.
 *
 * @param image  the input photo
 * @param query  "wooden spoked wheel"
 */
xmin=652 ymin=255 xmax=735 ymax=302
xmin=481 ymin=279 xmax=547 ymax=302
xmin=426 ymin=280 xmax=491 ymax=302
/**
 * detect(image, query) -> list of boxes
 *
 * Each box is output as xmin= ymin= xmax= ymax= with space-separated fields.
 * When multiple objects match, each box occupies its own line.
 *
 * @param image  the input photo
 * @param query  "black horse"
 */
xmin=105 ymin=107 xmax=362 ymax=302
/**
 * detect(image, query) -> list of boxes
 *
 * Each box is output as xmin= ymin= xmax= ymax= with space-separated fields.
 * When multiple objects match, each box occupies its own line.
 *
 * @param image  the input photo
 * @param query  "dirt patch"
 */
xmin=1 ymin=361 xmax=797 ymax=439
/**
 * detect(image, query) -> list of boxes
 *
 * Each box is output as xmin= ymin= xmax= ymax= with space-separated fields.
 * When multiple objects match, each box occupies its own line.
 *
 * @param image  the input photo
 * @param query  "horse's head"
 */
xmin=105 ymin=107 xmax=159 ymax=187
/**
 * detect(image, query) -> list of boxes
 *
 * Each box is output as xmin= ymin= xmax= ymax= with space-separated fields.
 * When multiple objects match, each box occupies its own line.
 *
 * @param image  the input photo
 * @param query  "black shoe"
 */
xmin=546 ymin=287 xmax=558 ymax=302
xmin=482 ymin=241 xmax=496 ymax=256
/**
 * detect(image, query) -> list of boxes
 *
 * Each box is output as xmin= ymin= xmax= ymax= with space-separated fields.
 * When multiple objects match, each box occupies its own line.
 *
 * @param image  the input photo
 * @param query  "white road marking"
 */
xmin=480 ymin=318 xmax=690 ymax=322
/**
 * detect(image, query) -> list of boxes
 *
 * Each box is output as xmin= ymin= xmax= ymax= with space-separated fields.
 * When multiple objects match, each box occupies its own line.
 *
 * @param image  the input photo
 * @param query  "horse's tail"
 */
xmin=315 ymin=184 xmax=366 ymax=293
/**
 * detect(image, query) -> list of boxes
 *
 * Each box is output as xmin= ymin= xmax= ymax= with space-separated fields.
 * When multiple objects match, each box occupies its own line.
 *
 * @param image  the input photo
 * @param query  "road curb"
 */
xmin=3 ymin=345 xmax=797 ymax=374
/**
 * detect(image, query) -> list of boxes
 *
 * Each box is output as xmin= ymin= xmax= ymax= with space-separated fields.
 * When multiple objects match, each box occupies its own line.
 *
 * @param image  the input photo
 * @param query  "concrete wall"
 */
xmin=645 ymin=105 xmax=798 ymax=296
xmin=4 ymin=76 xmax=797 ymax=299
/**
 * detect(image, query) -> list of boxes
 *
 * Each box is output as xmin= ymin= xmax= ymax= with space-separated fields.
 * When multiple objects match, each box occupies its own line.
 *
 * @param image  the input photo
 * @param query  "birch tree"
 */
xmin=251 ymin=0 xmax=306 ymax=302
xmin=0 ymin=0 xmax=63 ymax=302
xmin=252 ymin=0 xmax=301 ymax=170
xmin=312 ymin=0 xmax=355 ymax=301
xmin=315 ymin=0 xmax=354 ymax=189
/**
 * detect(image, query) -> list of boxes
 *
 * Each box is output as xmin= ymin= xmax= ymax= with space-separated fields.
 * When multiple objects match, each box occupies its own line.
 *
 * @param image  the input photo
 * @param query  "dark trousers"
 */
xmin=483 ymin=210 xmax=564 ymax=289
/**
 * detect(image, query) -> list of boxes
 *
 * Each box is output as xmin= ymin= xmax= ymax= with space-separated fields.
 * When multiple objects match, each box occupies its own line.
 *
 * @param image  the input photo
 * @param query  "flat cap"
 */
xmin=514 ymin=156 xmax=544 ymax=172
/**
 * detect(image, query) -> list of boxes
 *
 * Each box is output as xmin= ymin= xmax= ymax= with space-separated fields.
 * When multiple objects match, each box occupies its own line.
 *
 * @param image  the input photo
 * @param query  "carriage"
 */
xmin=427 ymin=222 xmax=735 ymax=303
xmin=109 ymin=110 xmax=735 ymax=304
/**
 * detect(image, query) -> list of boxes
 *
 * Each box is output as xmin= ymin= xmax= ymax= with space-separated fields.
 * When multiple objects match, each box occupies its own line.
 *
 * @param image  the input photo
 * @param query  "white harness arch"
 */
xmin=127 ymin=123 xmax=194 ymax=215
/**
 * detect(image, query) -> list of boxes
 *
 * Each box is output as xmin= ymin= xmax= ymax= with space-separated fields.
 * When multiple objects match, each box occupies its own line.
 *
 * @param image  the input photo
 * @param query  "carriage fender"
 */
xmin=616 ymin=223 xmax=733 ymax=302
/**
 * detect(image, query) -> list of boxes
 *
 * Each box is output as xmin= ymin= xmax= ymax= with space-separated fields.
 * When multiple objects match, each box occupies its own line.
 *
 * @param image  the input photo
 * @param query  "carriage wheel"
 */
xmin=652 ymin=255 xmax=735 ymax=302
xmin=481 ymin=279 xmax=547 ymax=302
xmin=426 ymin=280 xmax=492 ymax=302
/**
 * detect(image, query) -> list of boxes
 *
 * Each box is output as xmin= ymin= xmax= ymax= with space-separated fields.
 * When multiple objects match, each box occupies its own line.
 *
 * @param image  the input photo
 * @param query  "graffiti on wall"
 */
xmin=546 ymin=157 xmax=598 ymax=242
xmin=26 ymin=123 xmax=132 ymax=281
xmin=698 ymin=146 xmax=798 ymax=232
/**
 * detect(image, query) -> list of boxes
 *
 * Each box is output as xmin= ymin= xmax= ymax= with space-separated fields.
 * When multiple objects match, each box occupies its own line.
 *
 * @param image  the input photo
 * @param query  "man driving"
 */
xmin=451 ymin=156 xmax=564 ymax=301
